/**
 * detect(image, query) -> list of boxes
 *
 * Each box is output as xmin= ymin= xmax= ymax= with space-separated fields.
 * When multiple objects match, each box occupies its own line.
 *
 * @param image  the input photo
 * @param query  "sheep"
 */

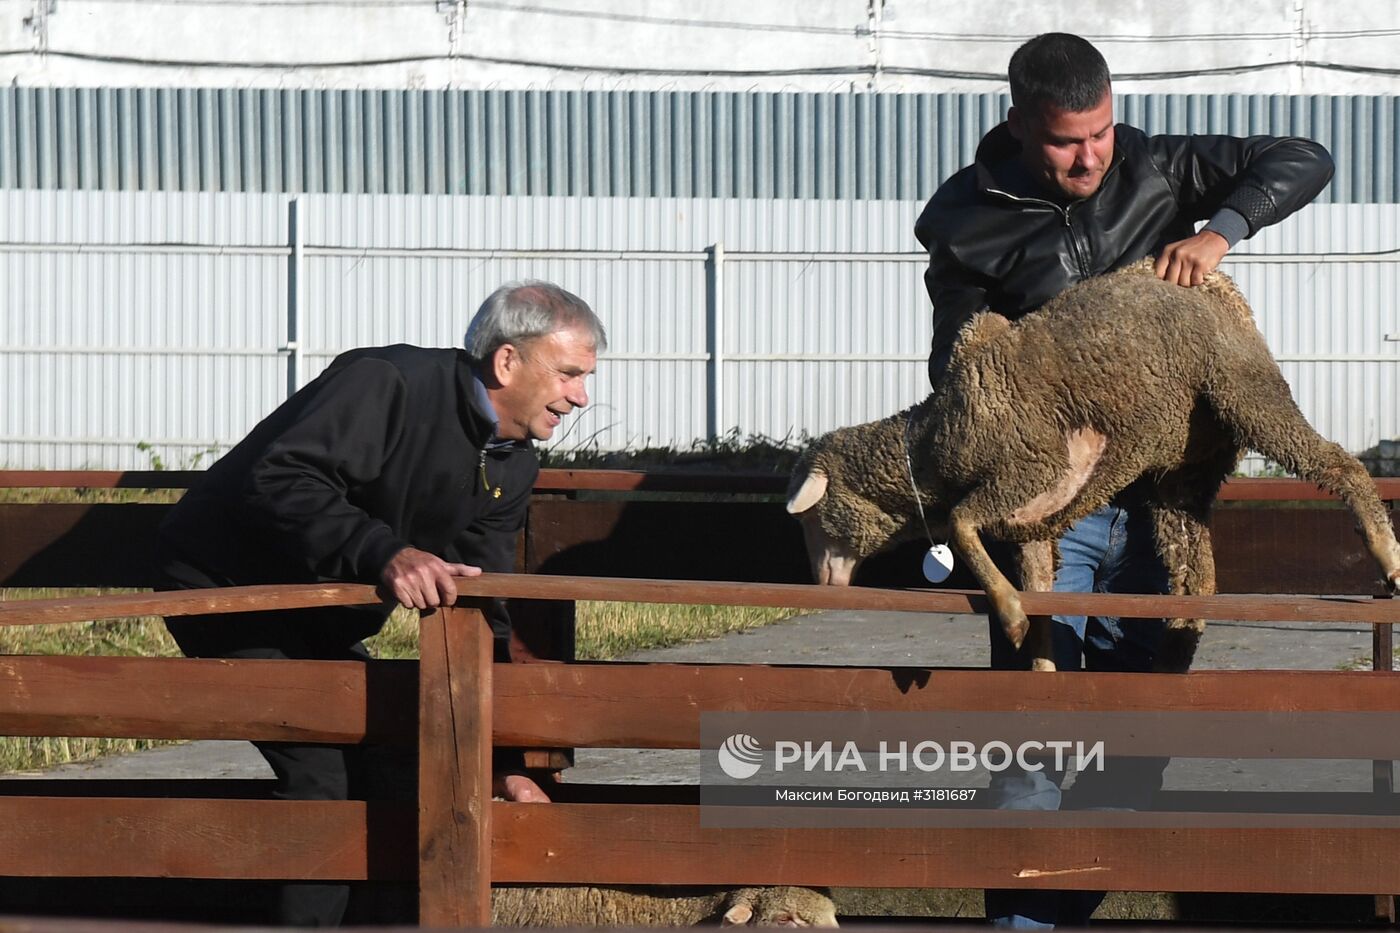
xmin=786 ymin=259 xmax=1400 ymax=673
xmin=490 ymin=884 xmax=839 ymax=927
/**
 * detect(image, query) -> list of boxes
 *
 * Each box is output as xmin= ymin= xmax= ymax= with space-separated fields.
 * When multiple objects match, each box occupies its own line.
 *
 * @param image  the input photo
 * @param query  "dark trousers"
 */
xmin=163 ymin=589 xmax=411 ymax=928
xmin=984 ymin=505 xmax=1170 ymax=929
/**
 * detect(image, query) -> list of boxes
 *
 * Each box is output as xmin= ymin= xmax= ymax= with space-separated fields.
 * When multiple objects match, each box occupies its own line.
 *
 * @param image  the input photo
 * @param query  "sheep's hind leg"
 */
xmin=1209 ymin=354 xmax=1400 ymax=591
xmin=949 ymin=506 xmax=1055 ymax=671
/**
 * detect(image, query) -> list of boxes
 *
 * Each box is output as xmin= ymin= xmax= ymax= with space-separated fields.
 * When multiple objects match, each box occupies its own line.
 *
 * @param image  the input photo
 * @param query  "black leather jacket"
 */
xmin=914 ymin=122 xmax=1334 ymax=384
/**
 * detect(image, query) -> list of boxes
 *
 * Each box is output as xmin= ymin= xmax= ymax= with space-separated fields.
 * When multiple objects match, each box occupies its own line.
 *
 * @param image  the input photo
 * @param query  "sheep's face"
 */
xmin=787 ymin=464 xmax=902 ymax=587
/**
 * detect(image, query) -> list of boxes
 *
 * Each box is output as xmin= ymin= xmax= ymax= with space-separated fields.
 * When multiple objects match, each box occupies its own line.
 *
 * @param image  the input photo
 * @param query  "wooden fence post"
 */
xmin=418 ymin=602 xmax=493 ymax=927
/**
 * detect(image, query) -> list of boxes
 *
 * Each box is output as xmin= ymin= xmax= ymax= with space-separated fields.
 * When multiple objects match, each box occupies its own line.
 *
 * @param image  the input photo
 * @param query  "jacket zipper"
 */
xmin=479 ymin=445 xmax=516 ymax=499
xmin=1062 ymin=203 xmax=1090 ymax=279
xmin=478 ymin=448 xmax=494 ymax=496
xmin=982 ymin=155 xmax=1119 ymax=282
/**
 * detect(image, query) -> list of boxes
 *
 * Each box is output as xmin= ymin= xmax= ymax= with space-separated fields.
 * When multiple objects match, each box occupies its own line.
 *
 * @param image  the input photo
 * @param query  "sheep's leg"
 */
xmin=1013 ymin=539 xmax=1057 ymax=672
xmin=1209 ymin=352 xmax=1400 ymax=591
xmin=1149 ymin=504 xmax=1215 ymax=673
xmin=949 ymin=507 xmax=1056 ymax=671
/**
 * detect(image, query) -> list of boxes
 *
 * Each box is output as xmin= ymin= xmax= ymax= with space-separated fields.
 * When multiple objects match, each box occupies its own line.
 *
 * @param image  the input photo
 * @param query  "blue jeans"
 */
xmin=985 ymin=504 xmax=1171 ymax=929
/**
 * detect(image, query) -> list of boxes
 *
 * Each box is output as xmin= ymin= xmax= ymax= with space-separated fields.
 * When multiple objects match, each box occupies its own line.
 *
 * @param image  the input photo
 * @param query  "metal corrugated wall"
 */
xmin=1229 ymin=206 xmax=1400 ymax=471
xmin=3 ymin=191 xmax=1397 ymax=470
xmin=0 ymin=191 xmax=290 ymax=469
xmin=2 ymin=87 xmax=1399 ymax=201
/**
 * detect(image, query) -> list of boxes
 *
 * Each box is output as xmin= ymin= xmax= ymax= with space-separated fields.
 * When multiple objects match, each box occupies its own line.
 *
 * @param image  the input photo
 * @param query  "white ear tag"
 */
xmin=922 ymin=544 xmax=955 ymax=583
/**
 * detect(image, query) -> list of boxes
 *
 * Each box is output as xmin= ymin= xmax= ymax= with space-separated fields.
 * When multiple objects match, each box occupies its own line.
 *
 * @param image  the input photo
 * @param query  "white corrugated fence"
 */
xmin=1 ymin=191 xmax=1397 ymax=473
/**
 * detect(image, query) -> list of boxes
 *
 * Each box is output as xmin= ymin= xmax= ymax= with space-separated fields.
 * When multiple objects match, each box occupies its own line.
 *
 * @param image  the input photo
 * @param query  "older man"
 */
xmin=157 ymin=280 xmax=605 ymax=926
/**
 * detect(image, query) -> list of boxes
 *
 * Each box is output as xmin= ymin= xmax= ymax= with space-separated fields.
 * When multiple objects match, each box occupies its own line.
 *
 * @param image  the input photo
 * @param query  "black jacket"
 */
xmin=158 ymin=344 xmax=538 ymax=644
xmin=914 ymin=122 xmax=1335 ymax=383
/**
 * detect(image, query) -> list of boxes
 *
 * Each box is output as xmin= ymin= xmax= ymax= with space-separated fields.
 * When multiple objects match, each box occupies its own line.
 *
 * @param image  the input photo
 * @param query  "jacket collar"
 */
xmin=455 ymin=352 xmax=526 ymax=450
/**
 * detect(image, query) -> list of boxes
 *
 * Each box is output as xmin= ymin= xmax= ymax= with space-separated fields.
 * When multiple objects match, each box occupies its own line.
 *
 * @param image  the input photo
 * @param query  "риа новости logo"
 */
xmin=717 ymin=733 xmax=764 ymax=779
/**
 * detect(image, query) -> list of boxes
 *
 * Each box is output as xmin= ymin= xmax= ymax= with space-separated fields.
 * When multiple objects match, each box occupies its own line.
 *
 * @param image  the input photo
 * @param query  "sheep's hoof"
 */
xmin=998 ymin=610 xmax=1030 ymax=651
xmin=1151 ymin=629 xmax=1201 ymax=674
xmin=1386 ymin=568 xmax=1400 ymax=595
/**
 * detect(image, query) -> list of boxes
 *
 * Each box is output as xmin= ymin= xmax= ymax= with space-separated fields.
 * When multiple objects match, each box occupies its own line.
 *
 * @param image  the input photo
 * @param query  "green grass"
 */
xmin=364 ymin=601 xmax=796 ymax=662
xmin=540 ymin=427 xmax=807 ymax=474
xmin=0 ymin=486 xmax=184 ymax=504
xmin=572 ymin=601 xmax=796 ymax=659
xmin=1 ymin=590 xmax=795 ymax=773
xmin=0 ymin=587 xmax=183 ymax=774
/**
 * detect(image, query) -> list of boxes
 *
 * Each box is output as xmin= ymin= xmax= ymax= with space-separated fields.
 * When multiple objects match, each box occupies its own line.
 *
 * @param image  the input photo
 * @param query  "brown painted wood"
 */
xmin=524 ymin=498 xmax=1398 ymax=594
xmin=493 ymin=664 xmax=1400 ymax=749
xmin=538 ymin=472 xmax=1400 ymax=499
xmin=0 ymin=656 xmax=415 ymax=743
xmin=0 ymin=503 xmax=171 ymax=588
xmin=4 ymin=469 xmax=1397 ymax=499
xmin=0 ymin=471 xmax=204 ymax=489
xmin=524 ymin=499 xmax=811 ymax=583
xmin=417 ymin=605 xmax=493 ymax=928
xmin=0 ymin=797 xmax=414 ymax=880
xmin=0 ymin=583 xmax=385 ymax=627
xmin=456 ymin=573 xmax=1400 ymax=624
xmin=1218 ymin=477 xmax=1400 ymax=501
xmin=1211 ymin=506 xmax=1400 ymax=595
xmin=4 ymin=485 xmax=1397 ymax=594
xmin=0 ymin=778 xmax=275 ymax=799
xmin=532 ymin=468 xmax=789 ymax=493
xmin=521 ymin=749 xmax=572 ymax=770
xmin=11 ymin=575 xmax=1398 ymax=629
xmin=492 ymin=802 xmax=1400 ymax=894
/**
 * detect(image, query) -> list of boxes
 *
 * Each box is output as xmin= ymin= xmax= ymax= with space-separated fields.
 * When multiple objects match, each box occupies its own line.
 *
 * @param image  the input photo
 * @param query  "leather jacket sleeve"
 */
xmin=1146 ymin=133 xmax=1335 ymax=234
xmin=923 ymin=241 xmax=990 ymax=385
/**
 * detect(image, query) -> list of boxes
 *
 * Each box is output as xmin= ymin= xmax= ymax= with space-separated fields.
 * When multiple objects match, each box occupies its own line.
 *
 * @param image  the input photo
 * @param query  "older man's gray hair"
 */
xmin=464 ymin=280 xmax=607 ymax=364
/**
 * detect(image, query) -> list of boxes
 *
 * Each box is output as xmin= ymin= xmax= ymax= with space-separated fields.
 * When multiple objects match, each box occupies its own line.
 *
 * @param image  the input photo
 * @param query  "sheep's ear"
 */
xmin=786 ymin=471 xmax=828 ymax=514
xmin=722 ymin=904 xmax=754 ymax=926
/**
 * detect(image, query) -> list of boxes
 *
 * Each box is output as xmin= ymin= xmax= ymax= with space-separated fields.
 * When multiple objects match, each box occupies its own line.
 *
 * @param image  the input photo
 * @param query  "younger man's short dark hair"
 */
xmin=1008 ymin=32 xmax=1111 ymax=115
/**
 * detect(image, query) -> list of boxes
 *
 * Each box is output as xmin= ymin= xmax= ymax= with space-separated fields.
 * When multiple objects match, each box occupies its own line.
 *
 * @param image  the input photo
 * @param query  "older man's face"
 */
xmin=1010 ymin=91 xmax=1115 ymax=201
xmin=489 ymin=325 xmax=597 ymax=441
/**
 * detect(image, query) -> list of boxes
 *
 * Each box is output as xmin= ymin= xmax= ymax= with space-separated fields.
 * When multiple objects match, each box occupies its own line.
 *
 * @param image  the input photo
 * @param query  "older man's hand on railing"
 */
xmin=381 ymin=546 xmax=482 ymax=609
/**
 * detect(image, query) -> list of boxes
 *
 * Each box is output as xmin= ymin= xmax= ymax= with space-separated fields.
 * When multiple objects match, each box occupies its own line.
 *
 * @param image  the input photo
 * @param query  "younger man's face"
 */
xmin=1009 ymin=90 xmax=1115 ymax=201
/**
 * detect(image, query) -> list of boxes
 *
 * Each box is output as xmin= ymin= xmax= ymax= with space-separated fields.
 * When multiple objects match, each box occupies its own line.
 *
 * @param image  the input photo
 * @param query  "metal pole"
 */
xmin=284 ymin=196 xmax=304 ymax=398
xmin=705 ymin=241 xmax=725 ymax=442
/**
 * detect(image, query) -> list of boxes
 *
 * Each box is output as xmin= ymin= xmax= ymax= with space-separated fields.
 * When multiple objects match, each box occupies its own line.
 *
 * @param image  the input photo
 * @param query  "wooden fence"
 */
xmin=4 ymin=579 xmax=1400 ymax=925
xmin=2 ymin=470 xmax=1400 ymax=925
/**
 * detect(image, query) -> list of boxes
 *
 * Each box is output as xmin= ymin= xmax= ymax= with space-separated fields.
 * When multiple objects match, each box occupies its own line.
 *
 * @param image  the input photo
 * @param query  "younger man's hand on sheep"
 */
xmin=1154 ymin=231 xmax=1230 ymax=288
